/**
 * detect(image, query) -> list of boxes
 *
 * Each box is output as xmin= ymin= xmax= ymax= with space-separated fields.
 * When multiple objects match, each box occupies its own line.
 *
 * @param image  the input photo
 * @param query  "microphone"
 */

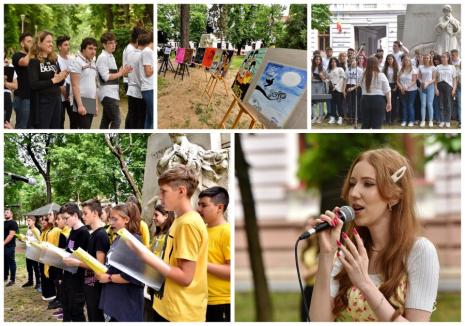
xmin=299 ymin=206 xmax=355 ymax=240
xmin=5 ymin=172 xmax=36 ymax=185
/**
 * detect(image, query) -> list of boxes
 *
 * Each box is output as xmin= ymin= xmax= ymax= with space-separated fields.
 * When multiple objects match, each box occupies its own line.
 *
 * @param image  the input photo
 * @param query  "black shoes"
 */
xmin=5 ymin=281 xmax=15 ymax=287
xmin=47 ymin=299 xmax=62 ymax=310
xmin=22 ymin=281 xmax=34 ymax=287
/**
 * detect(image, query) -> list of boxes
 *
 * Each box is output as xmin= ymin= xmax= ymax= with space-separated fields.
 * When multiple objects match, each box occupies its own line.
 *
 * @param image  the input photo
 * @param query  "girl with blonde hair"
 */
xmin=310 ymin=148 xmax=439 ymax=322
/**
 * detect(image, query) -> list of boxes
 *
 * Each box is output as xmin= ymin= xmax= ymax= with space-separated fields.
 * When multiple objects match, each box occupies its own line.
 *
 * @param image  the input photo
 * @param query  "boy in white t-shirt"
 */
xmin=138 ymin=32 xmax=154 ymax=129
xmin=57 ymin=35 xmax=73 ymax=129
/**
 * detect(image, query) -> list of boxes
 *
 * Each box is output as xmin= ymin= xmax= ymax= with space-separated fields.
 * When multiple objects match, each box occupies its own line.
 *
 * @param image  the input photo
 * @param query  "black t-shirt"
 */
xmin=84 ymin=227 xmax=110 ymax=287
xmin=28 ymin=58 xmax=62 ymax=99
xmin=12 ymin=52 xmax=31 ymax=99
xmin=63 ymin=225 xmax=90 ymax=288
xmin=4 ymin=220 xmax=19 ymax=248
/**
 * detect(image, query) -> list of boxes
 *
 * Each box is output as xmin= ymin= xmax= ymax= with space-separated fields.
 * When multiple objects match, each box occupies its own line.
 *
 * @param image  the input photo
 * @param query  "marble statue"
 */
xmin=434 ymin=5 xmax=461 ymax=54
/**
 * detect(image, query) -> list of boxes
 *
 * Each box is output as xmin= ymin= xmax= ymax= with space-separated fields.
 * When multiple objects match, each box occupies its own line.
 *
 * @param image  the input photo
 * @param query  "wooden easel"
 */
xmin=202 ymin=73 xmax=229 ymax=106
xmin=173 ymin=62 xmax=190 ymax=80
xmin=219 ymin=93 xmax=257 ymax=128
xmin=158 ymin=55 xmax=175 ymax=76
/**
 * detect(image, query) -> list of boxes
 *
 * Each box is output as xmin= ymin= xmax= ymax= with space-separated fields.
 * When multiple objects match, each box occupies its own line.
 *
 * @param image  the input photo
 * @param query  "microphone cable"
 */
xmin=295 ymin=237 xmax=310 ymax=322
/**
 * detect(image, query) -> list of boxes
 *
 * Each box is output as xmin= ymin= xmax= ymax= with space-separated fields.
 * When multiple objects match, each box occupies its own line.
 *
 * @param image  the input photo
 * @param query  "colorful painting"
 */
xmin=214 ymin=50 xmax=234 ymax=78
xmin=209 ymin=49 xmax=223 ymax=72
xmin=175 ymin=48 xmax=185 ymax=64
xmin=194 ymin=48 xmax=205 ymax=64
xmin=231 ymin=48 xmax=267 ymax=100
xmin=247 ymin=62 xmax=307 ymax=128
xmin=202 ymin=48 xmax=217 ymax=68
xmin=183 ymin=49 xmax=194 ymax=64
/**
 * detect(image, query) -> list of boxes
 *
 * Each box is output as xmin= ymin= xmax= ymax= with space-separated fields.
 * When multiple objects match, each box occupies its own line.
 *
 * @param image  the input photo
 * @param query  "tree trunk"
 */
xmin=180 ymin=4 xmax=190 ymax=48
xmin=25 ymin=136 xmax=52 ymax=203
xmin=235 ymin=134 xmax=273 ymax=321
xmin=104 ymin=135 xmax=142 ymax=204
xmin=144 ymin=4 xmax=153 ymax=26
xmin=106 ymin=5 xmax=114 ymax=30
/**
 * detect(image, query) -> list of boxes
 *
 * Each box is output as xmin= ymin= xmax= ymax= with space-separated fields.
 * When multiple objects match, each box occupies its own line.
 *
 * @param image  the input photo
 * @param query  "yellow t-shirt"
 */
xmin=153 ymin=211 xmax=208 ymax=322
xmin=140 ymin=220 xmax=150 ymax=248
xmin=41 ymin=227 xmax=61 ymax=278
xmin=150 ymin=233 xmax=168 ymax=257
xmin=207 ymin=223 xmax=231 ymax=305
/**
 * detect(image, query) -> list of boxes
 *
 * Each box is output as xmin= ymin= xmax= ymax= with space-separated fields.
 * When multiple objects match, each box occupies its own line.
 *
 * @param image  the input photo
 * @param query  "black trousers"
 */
xmin=361 ymin=95 xmax=386 ymax=129
xmin=36 ymin=96 xmax=62 ymax=129
xmin=26 ymin=258 xmax=40 ymax=284
xmin=153 ymin=308 xmax=169 ymax=322
xmin=39 ymin=263 xmax=56 ymax=299
xmin=300 ymin=285 xmax=314 ymax=321
xmin=4 ymin=92 xmax=12 ymax=122
xmin=84 ymin=283 xmax=104 ymax=321
xmin=144 ymin=297 xmax=156 ymax=321
xmin=125 ymin=96 xmax=146 ymax=129
xmin=386 ymin=84 xmax=400 ymax=124
xmin=206 ymin=304 xmax=230 ymax=322
xmin=4 ymin=246 xmax=16 ymax=282
xmin=77 ymin=113 xmax=94 ymax=129
xmin=62 ymin=277 xmax=86 ymax=321
xmin=100 ymin=96 xmax=120 ymax=129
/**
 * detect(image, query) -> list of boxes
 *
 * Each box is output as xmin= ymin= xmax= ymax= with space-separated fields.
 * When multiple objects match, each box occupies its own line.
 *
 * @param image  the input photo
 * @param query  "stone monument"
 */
xmin=141 ymin=133 xmax=230 ymax=221
xmin=402 ymin=4 xmax=461 ymax=54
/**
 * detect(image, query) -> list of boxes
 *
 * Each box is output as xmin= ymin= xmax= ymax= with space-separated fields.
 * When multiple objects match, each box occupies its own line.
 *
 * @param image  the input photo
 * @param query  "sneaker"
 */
xmin=42 ymin=295 xmax=56 ymax=301
xmin=55 ymin=314 xmax=63 ymax=321
xmin=337 ymin=117 xmax=343 ymax=125
xmin=429 ymin=121 xmax=433 ymax=127
xmin=5 ymin=281 xmax=14 ymax=287
xmin=420 ymin=121 xmax=425 ymax=127
xmin=48 ymin=300 xmax=61 ymax=310
xmin=328 ymin=116 xmax=336 ymax=124
xmin=36 ymin=287 xmax=42 ymax=293
xmin=22 ymin=281 xmax=33 ymax=288
xmin=401 ymin=121 xmax=406 ymax=127
xmin=446 ymin=122 xmax=451 ymax=128
xmin=407 ymin=122 xmax=414 ymax=127
xmin=439 ymin=122 xmax=445 ymax=128
xmin=34 ymin=283 xmax=41 ymax=290
xmin=52 ymin=309 xmax=63 ymax=317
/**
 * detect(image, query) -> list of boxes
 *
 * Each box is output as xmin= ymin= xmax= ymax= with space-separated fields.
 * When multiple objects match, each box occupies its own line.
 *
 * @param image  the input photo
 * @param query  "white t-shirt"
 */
xmin=322 ymin=57 xmax=330 ymax=71
xmin=58 ymin=54 xmax=73 ymax=102
xmin=418 ymin=65 xmax=436 ymax=83
xmin=96 ymin=50 xmax=119 ymax=101
xmin=328 ymin=67 xmax=345 ymax=93
xmin=139 ymin=47 xmax=154 ymax=92
xmin=385 ymin=66 xmax=396 ymax=84
xmin=361 ymin=72 xmax=391 ymax=95
xmin=70 ymin=53 xmax=98 ymax=99
xmin=122 ymin=43 xmax=136 ymax=84
xmin=126 ymin=48 xmax=143 ymax=99
xmin=330 ymin=237 xmax=439 ymax=312
xmin=393 ymin=51 xmax=404 ymax=68
xmin=345 ymin=67 xmax=363 ymax=86
xmin=399 ymin=67 xmax=418 ymax=91
xmin=436 ymin=64 xmax=457 ymax=88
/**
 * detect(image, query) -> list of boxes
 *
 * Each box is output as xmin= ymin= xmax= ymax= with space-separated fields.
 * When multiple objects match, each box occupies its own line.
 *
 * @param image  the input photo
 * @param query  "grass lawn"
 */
xmin=235 ymin=291 xmax=460 ymax=322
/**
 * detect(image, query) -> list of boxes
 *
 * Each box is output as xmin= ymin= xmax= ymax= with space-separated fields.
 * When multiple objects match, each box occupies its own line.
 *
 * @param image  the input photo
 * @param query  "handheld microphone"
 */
xmin=299 ymin=206 xmax=355 ymax=240
xmin=5 ymin=172 xmax=36 ymax=185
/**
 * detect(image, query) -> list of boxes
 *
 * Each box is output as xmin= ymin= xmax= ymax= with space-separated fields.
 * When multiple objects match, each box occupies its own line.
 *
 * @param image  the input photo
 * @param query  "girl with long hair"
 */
xmin=311 ymin=54 xmax=326 ymax=123
xmin=418 ymin=54 xmax=437 ymax=127
xmin=327 ymin=57 xmax=346 ymax=125
xmin=359 ymin=56 xmax=391 ymax=129
xmin=96 ymin=203 xmax=144 ymax=321
xmin=28 ymin=31 xmax=68 ymax=128
xmin=397 ymin=54 xmax=418 ymax=127
xmin=383 ymin=54 xmax=399 ymax=124
xmin=435 ymin=52 xmax=457 ymax=128
xmin=309 ymin=148 xmax=439 ymax=322
xmin=345 ymin=57 xmax=363 ymax=124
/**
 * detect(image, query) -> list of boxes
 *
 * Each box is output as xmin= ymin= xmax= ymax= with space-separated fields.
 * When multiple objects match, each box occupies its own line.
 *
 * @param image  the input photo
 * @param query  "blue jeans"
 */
xmin=13 ymin=96 xmax=30 ymax=128
xmin=401 ymin=90 xmax=416 ymax=123
xmin=142 ymin=89 xmax=153 ymax=129
xmin=456 ymin=85 xmax=461 ymax=123
xmin=4 ymin=246 xmax=16 ymax=282
xmin=419 ymin=83 xmax=434 ymax=122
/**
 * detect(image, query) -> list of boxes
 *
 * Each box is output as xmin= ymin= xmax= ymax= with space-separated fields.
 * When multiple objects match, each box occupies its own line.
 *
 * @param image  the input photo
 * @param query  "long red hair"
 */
xmin=333 ymin=148 xmax=420 ymax=316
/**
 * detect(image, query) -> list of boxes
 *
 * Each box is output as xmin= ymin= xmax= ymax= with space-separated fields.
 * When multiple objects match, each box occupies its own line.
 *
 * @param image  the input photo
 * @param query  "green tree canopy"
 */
xmin=311 ymin=4 xmax=331 ymax=33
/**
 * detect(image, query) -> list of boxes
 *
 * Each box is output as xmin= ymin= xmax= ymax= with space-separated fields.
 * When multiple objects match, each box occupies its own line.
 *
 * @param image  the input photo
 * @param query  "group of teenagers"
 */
xmin=7 ymin=165 xmax=230 ymax=322
xmin=312 ymin=41 xmax=461 ymax=129
xmin=4 ymin=26 xmax=154 ymax=130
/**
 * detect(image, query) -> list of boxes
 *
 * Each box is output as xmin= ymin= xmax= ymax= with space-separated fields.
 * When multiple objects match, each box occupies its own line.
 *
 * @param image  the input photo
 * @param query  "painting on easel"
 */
xmin=184 ymin=49 xmax=194 ymax=64
xmin=215 ymin=50 xmax=235 ymax=78
xmin=210 ymin=48 xmax=223 ymax=72
xmin=194 ymin=48 xmax=205 ymax=64
xmin=202 ymin=48 xmax=217 ymax=68
xmin=231 ymin=48 xmax=267 ymax=100
xmin=175 ymin=48 xmax=186 ymax=64
xmin=247 ymin=62 xmax=307 ymax=128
